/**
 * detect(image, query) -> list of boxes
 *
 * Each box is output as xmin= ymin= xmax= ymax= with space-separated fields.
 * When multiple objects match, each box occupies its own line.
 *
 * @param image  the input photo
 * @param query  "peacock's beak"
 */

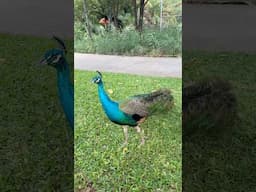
xmin=39 ymin=57 xmax=47 ymax=65
xmin=91 ymin=77 xmax=99 ymax=84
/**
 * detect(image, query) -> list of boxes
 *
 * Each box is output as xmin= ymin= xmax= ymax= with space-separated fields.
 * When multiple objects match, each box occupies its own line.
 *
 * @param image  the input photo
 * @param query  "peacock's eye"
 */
xmin=51 ymin=54 xmax=62 ymax=63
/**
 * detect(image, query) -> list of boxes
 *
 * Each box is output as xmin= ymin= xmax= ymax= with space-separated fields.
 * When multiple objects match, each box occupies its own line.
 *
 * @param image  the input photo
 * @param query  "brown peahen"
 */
xmin=92 ymin=71 xmax=174 ymax=145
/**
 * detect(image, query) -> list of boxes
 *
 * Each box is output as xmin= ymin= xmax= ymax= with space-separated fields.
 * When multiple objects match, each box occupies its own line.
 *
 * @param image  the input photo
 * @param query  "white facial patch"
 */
xmin=52 ymin=54 xmax=62 ymax=63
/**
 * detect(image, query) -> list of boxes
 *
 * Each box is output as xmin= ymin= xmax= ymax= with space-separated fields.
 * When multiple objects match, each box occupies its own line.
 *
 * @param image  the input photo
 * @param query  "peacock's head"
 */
xmin=91 ymin=71 xmax=103 ymax=84
xmin=39 ymin=36 xmax=67 ymax=68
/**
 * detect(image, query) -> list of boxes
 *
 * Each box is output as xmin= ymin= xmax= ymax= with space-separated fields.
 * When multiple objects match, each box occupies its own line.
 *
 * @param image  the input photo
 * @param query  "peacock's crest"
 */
xmin=91 ymin=71 xmax=103 ymax=84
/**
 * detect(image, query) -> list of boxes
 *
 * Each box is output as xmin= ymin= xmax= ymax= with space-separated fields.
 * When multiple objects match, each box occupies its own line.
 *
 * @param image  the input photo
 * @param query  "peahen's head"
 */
xmin=40 ymin=36 xmax=67 ymax=69
xmin=91 ymin=71 xmax=103 ymax=84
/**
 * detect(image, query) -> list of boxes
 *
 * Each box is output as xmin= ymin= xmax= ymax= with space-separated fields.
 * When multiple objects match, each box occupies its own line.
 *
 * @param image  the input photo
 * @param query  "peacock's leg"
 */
xmin=122 ymin=126 xmax=129 ymax=146
xmin=135 ymin=125 xmax=145 ymax=145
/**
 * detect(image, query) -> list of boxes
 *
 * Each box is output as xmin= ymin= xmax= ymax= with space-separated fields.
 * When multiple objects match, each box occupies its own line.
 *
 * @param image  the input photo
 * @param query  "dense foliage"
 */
xmin=75 ymin=0 xmax=182 ymax=56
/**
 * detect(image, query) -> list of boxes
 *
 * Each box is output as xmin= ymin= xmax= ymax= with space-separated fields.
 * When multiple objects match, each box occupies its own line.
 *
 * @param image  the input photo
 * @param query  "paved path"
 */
xmin=75 ymin=53 xmax=182 ymax=78
xmin=183 ymin=4 xmax=256 ymax=52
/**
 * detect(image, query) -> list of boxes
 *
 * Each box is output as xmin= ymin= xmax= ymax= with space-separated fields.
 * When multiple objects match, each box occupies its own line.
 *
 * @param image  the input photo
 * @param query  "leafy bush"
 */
xmin=74 ymin=0 xmax=182 ymax=56
xmin=75 ymin=24 xmax=181 ymax=56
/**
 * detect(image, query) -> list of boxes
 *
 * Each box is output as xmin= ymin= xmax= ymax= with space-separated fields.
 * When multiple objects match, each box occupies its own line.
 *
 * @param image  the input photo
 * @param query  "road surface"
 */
xmin=75 ymin=53 xmax=182 ymax=78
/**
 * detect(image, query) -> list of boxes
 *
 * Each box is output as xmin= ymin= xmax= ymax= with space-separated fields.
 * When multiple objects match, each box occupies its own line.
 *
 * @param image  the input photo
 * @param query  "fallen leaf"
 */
xmin=107 ymin=89 xmax=113 ymax=94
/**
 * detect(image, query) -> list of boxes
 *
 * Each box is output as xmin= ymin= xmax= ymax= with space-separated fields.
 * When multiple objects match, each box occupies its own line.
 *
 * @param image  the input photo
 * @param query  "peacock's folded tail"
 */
xmin=183 ymin=78 xmax=237 ymax=136
xmin=119 ymin=89 xmax=174 ymax=117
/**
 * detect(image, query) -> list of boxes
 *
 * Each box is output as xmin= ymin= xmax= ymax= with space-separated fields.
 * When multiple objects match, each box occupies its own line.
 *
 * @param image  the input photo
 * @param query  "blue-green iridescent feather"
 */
xmin=98 ymin=81 xmax=137 ymax=126
xmin=56 ymin=59 xmax=74 ymax=130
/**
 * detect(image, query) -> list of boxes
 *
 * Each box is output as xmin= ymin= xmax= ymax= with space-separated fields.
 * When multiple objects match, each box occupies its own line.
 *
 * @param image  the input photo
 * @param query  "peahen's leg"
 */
xmin=122 ymin=126 xmax=129 ymax=146
xmin=135 ymin=125 xmax=145 ymax=145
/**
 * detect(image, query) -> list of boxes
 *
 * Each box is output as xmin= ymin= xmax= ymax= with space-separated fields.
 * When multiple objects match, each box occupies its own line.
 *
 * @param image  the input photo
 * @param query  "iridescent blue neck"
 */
xmin=97 ymin=82 xmax=138 ymax=126
xmin=98 ymin=82 xmax=118 ymax=110
xmin=56 ymin=58 xmax=74 ymax=130
xmin=56 ymin=59 xmax=72 ymax=94
xmin=56 ymin=58 xmax=70 ymax=77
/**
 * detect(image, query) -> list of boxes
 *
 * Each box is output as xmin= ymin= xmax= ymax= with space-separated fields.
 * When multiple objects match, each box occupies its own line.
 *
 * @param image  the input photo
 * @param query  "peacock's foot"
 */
xmin=140 ymin=139 xmax=145 ymax=146
xmin=137 ymin=137 xmax=145 ymax=147
xmin=138 ymin=142 xmax=145 ymax=148
xmin=121 ymin=141 xmax=128 ymax=147
xmin=135 ymin=126 xmax=141 ymax=133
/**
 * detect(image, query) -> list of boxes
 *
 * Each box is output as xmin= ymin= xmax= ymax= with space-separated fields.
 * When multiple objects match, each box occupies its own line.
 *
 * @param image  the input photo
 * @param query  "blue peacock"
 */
xmin=92 ymin=71 xmax=174 ymax=145
xmin=40 ymin=36 xmax=74 ymax=131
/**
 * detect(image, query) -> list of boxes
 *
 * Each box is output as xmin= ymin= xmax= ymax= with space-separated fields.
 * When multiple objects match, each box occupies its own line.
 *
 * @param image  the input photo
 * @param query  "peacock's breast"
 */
xmin=102 ymin=102 xmax=122 ymax=120
xmin=98 ymin=85 xmax=137 ymax=126
xmin=102 ymin=102 xmax=137 ymax=126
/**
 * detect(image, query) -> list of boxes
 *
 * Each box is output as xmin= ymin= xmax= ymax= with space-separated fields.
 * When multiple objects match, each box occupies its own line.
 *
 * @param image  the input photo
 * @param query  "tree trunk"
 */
xmin=138 ymin=0 xmax=145 ymax=32
xmin=83 ymin=0 xmax=92 ymax=39
xmin=133 ymin=0 xmax=138 ymax=29
xmin=107 ymin=3 xmax=112 ymax=31
xmin=113 ymin=0 xmax=119 ymax=28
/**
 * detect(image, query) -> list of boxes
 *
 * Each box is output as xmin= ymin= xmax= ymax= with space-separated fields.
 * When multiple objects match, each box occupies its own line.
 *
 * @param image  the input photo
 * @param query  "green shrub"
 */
xmin=74 ymin=24 xmax=181 ymax=56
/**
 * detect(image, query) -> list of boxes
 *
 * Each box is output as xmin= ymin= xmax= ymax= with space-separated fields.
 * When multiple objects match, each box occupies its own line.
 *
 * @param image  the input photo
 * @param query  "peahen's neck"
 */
xmin=56 ymin=59 xmax=74 ymax=130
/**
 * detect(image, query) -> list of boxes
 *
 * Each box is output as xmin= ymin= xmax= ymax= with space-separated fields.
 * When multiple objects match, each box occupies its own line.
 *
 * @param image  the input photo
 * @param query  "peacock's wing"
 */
xmin=119 ymin=89 xmax=174 ymax=117
xmin=119 ymin=95 xmax=150 ymax=117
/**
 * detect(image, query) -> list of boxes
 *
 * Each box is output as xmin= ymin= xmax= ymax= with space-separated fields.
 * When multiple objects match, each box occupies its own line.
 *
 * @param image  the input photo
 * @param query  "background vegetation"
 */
xmin=183 ymin=0 xmax=256 ymax=5
xmin=74 ymin=0 xmax=182 ymax=56
xmin=75 ymin=71 xmax=182 ymax=191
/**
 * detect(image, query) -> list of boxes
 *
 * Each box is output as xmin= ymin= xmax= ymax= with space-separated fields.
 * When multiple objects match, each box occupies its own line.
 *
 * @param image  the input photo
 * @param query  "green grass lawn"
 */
xmin=75 ymin=71 xmax=182 ymax=191
xmin=0 ymin=34 xmax=73 ymax=191
xmin=183 ymin=51 xmax=256 ymax=191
